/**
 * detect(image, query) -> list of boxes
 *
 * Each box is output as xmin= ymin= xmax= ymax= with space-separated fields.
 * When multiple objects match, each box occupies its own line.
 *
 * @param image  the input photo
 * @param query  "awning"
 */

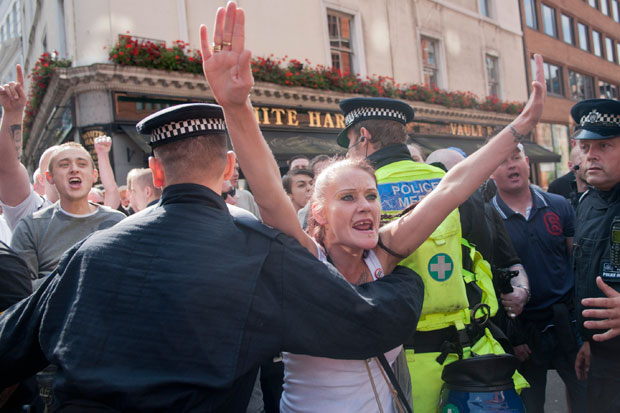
xmin=120 ymin=125 xmax=151 ymax=154
xmin=261 ymin=130 xmax=345 ymax=160
xmin=411 ymin=136 xmax=561 ymax=163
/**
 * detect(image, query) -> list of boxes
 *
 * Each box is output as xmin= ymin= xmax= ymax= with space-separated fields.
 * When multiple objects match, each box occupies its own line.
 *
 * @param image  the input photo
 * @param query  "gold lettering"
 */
xmin=323 ymin=113 xmax=335 ymax=128
xmin=308 ymin=111 xmax=322 ymax=127
xmin=286 ymin=109 xmax=299 ymax=126
xmin=464 ymin=125 xmax=472 ymax=136
xmin=253 ymin=107 xmax=262 ymax=124
xmin=457 ymin=125 xmax=464 ymax=136
xmin=335 ymin=114 xmax=345 ymax=129
xmin=486 ymin=126 xmax=493 ymax=136
xmin=476 ymin=125 xmax=483 ymax=137
xmin=271 ymin=108 xmax=286 ymax=126
xmin=450 ymin=123 xmax=458 ymax=135
xmin=260 ymin=108 xmax=271 ymax=125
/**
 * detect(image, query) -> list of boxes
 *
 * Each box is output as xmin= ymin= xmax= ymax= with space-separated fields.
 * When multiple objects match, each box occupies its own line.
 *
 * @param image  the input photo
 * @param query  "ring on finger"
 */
xmin=212 ymin=43 xmax=223 ymax=53
xmin=222 ymin=41 xmax=232 ymax=47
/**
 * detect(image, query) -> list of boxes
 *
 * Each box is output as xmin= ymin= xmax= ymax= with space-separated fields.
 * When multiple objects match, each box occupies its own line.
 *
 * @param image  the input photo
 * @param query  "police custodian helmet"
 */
xmin=571 ymin=98 xmax=620 ymax=140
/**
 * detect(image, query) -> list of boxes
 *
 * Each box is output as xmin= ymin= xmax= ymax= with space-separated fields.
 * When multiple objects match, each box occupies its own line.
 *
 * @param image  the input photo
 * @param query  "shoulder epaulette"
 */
xmin=232 ymin=213 xmax=281 ymax=240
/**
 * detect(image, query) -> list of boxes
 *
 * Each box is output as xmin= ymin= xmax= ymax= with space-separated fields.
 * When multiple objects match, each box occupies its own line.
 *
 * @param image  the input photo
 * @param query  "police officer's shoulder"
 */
xmin=230 ymin=205 xmax=282 ymax=240
xmin=418 ymin=161 xmax=446 ymax=176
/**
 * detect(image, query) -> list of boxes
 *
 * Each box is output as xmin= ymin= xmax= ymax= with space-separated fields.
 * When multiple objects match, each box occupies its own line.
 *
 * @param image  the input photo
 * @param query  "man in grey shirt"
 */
xmin=11 ymin=142 xmax=124 ymax=282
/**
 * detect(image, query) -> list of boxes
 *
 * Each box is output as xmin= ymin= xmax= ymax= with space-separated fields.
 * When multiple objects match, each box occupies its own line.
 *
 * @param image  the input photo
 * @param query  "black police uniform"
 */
xmin=0 ymin=104 xmax=424 ymax=412
xmin=571 ymin=99 xmax=620 ymax=411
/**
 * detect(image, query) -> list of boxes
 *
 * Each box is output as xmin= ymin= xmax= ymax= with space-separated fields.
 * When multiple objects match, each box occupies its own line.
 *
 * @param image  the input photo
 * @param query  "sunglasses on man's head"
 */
xmin=221 ymin=187 xmax=236 ymax=199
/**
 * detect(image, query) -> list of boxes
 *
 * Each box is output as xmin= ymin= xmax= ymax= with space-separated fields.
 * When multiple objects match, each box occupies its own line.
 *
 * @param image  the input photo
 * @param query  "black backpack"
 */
xmin=0 ymin=240 xmax=34 ymax=312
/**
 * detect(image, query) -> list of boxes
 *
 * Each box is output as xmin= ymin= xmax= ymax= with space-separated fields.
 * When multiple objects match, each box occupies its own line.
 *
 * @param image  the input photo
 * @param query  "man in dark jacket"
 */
xmin=0 ymin=103 xmax=424 ymax=412
xmin=572 ymin=99 xmax=620 ymax=411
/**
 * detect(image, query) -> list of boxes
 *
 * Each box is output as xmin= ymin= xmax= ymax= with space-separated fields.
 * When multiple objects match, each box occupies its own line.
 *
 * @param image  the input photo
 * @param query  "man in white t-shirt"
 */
xmin=0 ymin=206 xmax=11 ymax=245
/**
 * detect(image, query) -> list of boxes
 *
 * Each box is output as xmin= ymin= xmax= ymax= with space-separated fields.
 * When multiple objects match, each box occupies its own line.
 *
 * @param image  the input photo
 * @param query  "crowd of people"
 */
xmin=0 ymin=2 xmax=619 ymax=412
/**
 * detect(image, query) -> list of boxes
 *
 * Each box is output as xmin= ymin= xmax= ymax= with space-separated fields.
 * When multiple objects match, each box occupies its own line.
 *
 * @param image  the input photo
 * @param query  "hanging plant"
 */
xmin=23 ymin=52 xmax=72 ymax=146
xmin=106 ymin=34 xmax=526 ymax=115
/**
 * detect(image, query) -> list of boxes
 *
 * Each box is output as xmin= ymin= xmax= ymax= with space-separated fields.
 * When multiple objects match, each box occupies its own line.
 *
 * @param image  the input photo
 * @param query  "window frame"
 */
xmin=420 ymin=35 xmax=442 ymax=88
xmin=599 ymin=80 xmax=619 ymax=99
xmin=561 ymin=14 xmax=575 ymax=45
xmin=601 ymin=0 xmax=610 ymax=15
xmin=322 ymin=4 xmax=366 ymax=78
xmin=479 ymin=0 xmax=494 ymax=18
xmin=605 ymin=37 xmax=615 ymax=62
xmin=484 ymin=53 xmax=501 ymax=98
xmin=541 ymin=4 xmax=558 ymax=38
xmin=534 ymin=58 xmax=564 ymax=96
xmin=568 ymin=70 xmax=596 ymax=100
xmin=592 ymin=29 xmax=603 ymax=57
xmin=578 ymin=22 xmax=590 ymax=51
xmin=524 ymin=0 xmax=539 ymax=29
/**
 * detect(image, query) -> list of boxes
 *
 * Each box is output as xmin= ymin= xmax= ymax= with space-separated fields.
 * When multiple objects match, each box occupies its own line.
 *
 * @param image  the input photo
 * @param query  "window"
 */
xmin=561 ymin=14 xmax=574 ymax=45
xmin=479 ymin=0 xmax=492 ymax=17
xmin=593 ymin=30 xmax=603 ymax=56
xmin=599 ymin=80 xmax=619 ymax=99
xmin=606 ymin=37 xmax=615 ymax=62
xmin=421 ymin=36 xmax=440 ymax=87
xmin=524 ymin=0 xmax=538 ymax=29
xmin=542 ymin=4 xmax=557 ymax=37
xmin=328 ymin=10 xmax=355 ymax=74
xmin=617 ymin=42 xmax=620 ymax=64
xmin=534 ymin=59 xmax=564 ymax=95
xmin=589 ymin=0 xmax=598 ymax=8
xmin=613 ymin=0 xmax=620 ymax=22
xmin=578 ymin=23 xmax=590 ymax=51
xmin=485 ymin=54 xmax=500 ymax=97
xmin=536 ymin=123 xmax=571 ymax=184
xmin=568 ymin=70 xmax=595 ymax=100
xmin=601 ymin=0 xmax=610 ymax=15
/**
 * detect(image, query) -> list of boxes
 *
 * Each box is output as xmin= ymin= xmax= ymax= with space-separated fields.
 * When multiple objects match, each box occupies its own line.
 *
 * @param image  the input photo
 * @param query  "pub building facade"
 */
xmin=23 ymin=64 xmax=558 ymax=187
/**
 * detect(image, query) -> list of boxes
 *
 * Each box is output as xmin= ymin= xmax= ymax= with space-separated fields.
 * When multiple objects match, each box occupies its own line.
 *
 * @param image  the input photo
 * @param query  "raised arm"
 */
xmin=200 ymin=3 xmax=316 ymax=257
xmin=0 ymin=64 xmax=31 ymax=206
xmin=378 ymin=55 xmax=546 ymax=272
xmin=94 ymin=136 xmax=121 ymax=209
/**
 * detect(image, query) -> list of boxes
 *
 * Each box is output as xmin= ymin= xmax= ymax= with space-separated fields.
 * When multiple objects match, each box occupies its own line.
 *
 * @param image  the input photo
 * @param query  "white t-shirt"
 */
xmin=280 ymin=244 xmax=401 ymax=413
xmin=0 ymin=215 xmax=11 ymax=245
xmin=0 ymin=188 xmax=50 ymax=231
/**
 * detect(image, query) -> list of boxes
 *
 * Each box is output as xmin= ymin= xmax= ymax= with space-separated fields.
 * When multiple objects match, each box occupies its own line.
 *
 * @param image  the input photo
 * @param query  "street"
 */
xmin=544 ymin=370 xmax=568 ymax=413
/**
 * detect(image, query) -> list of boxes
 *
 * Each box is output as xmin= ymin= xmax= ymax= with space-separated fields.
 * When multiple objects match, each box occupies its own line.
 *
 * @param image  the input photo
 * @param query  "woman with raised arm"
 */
xmin=199 ymin=3 xmax=545 ymax=412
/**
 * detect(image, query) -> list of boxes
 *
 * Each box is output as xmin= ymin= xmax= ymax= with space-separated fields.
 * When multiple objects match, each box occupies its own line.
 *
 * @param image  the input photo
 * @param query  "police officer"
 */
xmin=0 ymin=101 xmax=425 ymax=411
xmin=572 ymin=99 xmax=620 ymax=411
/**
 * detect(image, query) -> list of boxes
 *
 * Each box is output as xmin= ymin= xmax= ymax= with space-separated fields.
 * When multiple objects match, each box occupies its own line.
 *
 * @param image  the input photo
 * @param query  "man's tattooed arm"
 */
xmin=9 ymin=124 xmax=22 ymax=158
xmin=509 ymin=125 xmax=528 ymax=143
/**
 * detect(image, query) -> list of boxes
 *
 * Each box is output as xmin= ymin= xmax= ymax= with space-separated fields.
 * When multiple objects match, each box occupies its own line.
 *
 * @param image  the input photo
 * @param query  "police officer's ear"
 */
xmin=222 ymin=151 xmax=237 ymax=181
xmin=148 ymin=157 xmax=165 ymax=189
xmin=359 ymin=127 xmax=371 ymax=144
